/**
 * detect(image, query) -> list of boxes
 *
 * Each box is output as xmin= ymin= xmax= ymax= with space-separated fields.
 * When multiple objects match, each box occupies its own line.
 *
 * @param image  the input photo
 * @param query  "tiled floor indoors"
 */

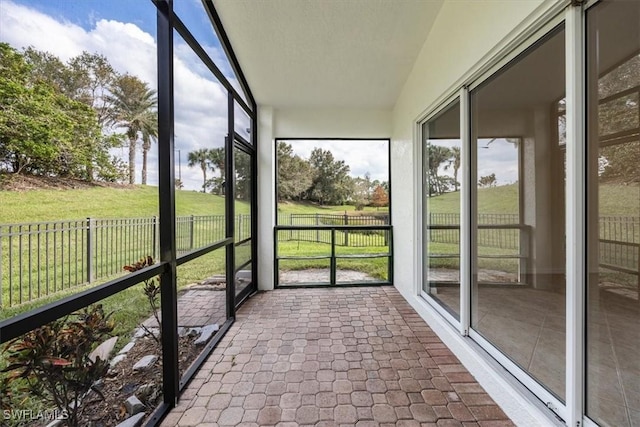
xmin=161 ymin=287 xmax=514 ymax=427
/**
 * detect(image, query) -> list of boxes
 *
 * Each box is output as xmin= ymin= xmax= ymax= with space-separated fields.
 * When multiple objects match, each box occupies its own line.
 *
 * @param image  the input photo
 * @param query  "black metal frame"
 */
xmin=273 ymin=138 xmax=392 ymax=288
xmin=274 ymin=138 xmax=392 ymax=224
xmin=274 ymin=225 xmax=393 ymax=288
xmin=0 ymin=1 xmax=258 ymax=426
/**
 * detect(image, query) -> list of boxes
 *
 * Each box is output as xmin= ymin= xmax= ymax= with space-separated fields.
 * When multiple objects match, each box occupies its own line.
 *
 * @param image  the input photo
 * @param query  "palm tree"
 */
xmin=427 ymin=143 xmax=453 ymax=196
xmin=106 ymin=74 xmax=157 ymax=185
xmin=207 ymin=147 xmax=225 ymax=195
xmin=188 ymin=148 xmax=211 ymax=192
xmin=140 ymin=116 xmax=158 ymax=185
xmin=449 ymin=146 xmax=461 ymax=191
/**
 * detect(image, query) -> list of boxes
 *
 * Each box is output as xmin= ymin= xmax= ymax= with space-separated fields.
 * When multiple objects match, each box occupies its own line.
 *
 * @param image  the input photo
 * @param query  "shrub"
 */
xmin=1 ymin=305 xmax=114 ymax=427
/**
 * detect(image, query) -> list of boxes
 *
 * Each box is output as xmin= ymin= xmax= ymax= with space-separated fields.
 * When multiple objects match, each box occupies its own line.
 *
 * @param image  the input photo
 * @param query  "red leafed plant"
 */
xmin=124 ymin=256 xmax=162 ymax=345
xmin=1 ymin=305 xmax=114 ymax=427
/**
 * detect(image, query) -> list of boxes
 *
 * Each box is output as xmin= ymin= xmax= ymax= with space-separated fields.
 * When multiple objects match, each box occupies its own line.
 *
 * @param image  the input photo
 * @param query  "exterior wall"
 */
xmin=390 ymin=1 xmax=561 ymax=425
xmin=256 ymin=107 xmax=392 ymax=290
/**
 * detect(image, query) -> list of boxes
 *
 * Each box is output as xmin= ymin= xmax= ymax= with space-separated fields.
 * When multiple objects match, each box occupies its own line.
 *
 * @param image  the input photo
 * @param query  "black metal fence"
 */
xmin=274 ymin=224 xmax=393 ymax=287
xmin=427 ymin=213 xmax=521 ymax=250
xmin=277 ymin=213 xmax=390 ymax=247
xmin=426 ymin=213 xmax=639 ymax=287
xmin=0 ymin=214 xmax=250 ymax=307
xmin=598 ymin=216 xmax=640 ymax=281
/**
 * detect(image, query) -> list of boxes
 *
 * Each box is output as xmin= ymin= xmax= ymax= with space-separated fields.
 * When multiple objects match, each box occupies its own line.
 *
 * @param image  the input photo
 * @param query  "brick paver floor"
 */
xmin=162 ymin=287 xmax=514 ymax=427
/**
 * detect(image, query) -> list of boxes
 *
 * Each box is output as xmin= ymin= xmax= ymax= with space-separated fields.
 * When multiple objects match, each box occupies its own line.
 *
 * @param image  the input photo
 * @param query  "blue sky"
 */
xmin=0 ymin=0 xmax=243 ymax=191
xmin=15 ymin=0 xmax=156 ymax=34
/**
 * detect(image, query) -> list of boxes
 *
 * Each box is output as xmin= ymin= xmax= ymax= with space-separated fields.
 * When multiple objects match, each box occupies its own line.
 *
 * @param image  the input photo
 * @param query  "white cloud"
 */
xmin=0 ymin=0 xmax=231 ymax=191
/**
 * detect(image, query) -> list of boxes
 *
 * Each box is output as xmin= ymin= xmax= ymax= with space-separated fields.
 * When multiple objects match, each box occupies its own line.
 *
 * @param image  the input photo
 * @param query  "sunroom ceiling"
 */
xmin=214 ymin=0 xmax=444 ymax=109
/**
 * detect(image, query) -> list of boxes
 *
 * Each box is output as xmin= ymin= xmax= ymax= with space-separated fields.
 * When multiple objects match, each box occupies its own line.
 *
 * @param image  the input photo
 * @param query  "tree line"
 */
xmin=0 ymin=43 xmax=157 ymax=184
xmin=275 ymin=141 xmax=389 ymax=208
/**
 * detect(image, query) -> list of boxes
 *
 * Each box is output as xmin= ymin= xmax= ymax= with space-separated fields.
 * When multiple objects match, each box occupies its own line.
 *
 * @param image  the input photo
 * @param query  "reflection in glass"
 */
xmin=422 ymin=101 xmax=461 ymax=318
xmin=586 ymin=2 xmax=640 ymax=426
xmin=471 ymin=26 xmax=566 ymax=399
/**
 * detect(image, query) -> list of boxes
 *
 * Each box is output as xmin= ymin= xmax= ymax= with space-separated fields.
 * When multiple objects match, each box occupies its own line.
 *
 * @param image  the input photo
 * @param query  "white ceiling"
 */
xmin=213 ymin=0 xmax=444 ymax=109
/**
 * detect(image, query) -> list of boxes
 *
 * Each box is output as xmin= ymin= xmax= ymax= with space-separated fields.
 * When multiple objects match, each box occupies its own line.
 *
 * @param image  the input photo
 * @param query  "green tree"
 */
xmin=276 ymin=141 xmax=314 ymax=201
xmin=478 ymin=173 xmax=497 ymax=187
xmin=23 ymin=48 xmax=123 ymax=181
xmin=448 ymin=146 xmax=461 ymax=191
xmin=234 ymin=149 xmax=251 ymax=201
xmin=188 ymin=148 xmax=211 ymax=192
xmin=351 ymin=173 xmax=372 ymax=210
xmin=106 ymin=74 xmax=157 ymax=185
xmin=426 ymin=142 xmax=453 ymax=196
xmin=0 ymin=43 xmax=102 ymax=178
xmin=308 ymin=148 xmax=351 ymax=205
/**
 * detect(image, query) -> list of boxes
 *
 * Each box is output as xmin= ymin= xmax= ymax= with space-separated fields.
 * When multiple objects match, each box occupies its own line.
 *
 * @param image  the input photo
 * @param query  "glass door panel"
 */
xmin=470 ymin=26 xmax=567 ymax=400
xmin=586 ymin=1 xmax=640 ymax=425
xmin=422 ymin=100 xmax=462 ymax=319
xmin=233 ymin=145 xmax=254 ymax=303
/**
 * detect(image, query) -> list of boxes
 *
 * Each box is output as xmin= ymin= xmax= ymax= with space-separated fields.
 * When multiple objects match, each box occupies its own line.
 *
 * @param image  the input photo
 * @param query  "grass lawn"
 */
xmin=277 ymin=241 xmax=390 ymax=281
xmin=277 ymin=200 xmax=388 ymax=216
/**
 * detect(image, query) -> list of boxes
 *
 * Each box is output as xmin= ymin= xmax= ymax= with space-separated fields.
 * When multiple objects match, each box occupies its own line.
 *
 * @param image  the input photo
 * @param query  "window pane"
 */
xmin=173 ymin=0 xmax=250 ymax=106
xmin=471 ymin=26 xmax=566 ymax=399
xmin=235 ymin=101 xmax=252 ymax=142
xmin=422 ymin=101 xmax=461 ymax=319
xmin=586 ymin=1 xmax=640 ymax=425
xmin=174 ymin=31 xmax=227 ymax=253
xmin=234 ymin=147 xmax=253 ymax=298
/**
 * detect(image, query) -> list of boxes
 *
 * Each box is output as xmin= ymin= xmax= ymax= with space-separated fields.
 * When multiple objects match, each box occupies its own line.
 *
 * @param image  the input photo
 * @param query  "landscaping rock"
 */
xmin=194 ymin=324 xmax=219 ymax=346
xmin=133 ymin=328 xmax=146 ymax=339
xmin=110 ymin=354 xmax=126 ymax=368
xmin=125 ymin=395 xmax=145 ymax=415
xmin=177 ymin=327 xmax=187 ymax=337
xmin=136 ymin=383 xmax=159 ymax=403
xmin=118 ymin=341 xmax=136 ymax=355
xmin=132 ymin=355 xmax=158 ymax=371
xmin=114 ymin=412 xmax=145 ymax=427
xmin=187 ymin=327 xmax=201 ymax=338
xmin=89 ymin=336 xmax=119 ymax=363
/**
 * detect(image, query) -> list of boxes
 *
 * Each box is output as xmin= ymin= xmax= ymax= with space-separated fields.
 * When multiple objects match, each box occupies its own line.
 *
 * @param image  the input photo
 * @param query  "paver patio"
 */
xmin=161 ymin=287 xmax=514 ymax=426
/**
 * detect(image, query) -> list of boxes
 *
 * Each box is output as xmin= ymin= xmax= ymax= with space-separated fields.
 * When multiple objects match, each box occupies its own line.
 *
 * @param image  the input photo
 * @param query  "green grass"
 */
xmin=277 ymin=240 xmax=390 ymax=281
xmin=425 ymin=184 xmax=519 ymax=214
xmin=426 ymin=182 xmax=640 ymax=216
xmin=0 ymin=185 xmax=252 ymax=223
xmin=277 ymin=200 xmax=388 ymax=215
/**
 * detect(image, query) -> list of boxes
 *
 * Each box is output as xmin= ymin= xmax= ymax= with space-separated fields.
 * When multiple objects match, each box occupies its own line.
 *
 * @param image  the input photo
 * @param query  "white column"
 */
xmin=257 ymin=106 xmax=275 ymax=291
xmin=460 ymin=87 xmax=471 ymax=336
xmin=565 ymin=5 xmax=585 ymax=426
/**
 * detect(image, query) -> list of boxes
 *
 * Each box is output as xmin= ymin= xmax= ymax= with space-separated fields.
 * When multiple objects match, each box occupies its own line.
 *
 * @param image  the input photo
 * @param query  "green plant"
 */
xmin=124 ymin=256 xmax=161 ymax=345
xmin=1 ymin=305 xmax=114 ymax=427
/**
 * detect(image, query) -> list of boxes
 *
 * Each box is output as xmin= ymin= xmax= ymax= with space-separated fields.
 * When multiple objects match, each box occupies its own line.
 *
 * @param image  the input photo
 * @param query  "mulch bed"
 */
xmin=76 ymin=334 xmax=201 ymax=427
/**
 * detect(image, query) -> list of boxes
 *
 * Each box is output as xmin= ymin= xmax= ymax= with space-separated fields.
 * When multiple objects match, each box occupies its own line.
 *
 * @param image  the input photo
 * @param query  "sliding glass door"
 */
xmin=586 ymin=1 xmax=640 ymax=426
xmin=470 ymin=26 xmax=567 ymax=400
